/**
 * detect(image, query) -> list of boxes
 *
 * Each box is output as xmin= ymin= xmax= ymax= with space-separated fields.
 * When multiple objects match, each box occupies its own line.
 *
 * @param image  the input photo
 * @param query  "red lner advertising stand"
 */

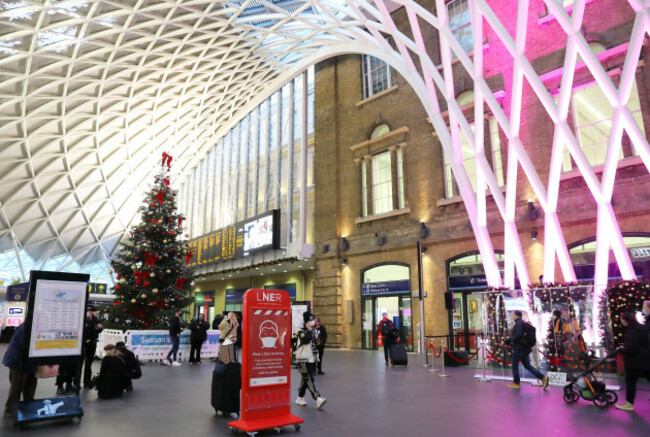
xmin=228 ymin=289 xmax=303 ymax=434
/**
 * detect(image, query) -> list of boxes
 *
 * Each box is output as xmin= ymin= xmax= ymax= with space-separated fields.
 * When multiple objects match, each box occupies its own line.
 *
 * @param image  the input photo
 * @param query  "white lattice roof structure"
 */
xmin=1 ymin=0 xmax=649 ymax=293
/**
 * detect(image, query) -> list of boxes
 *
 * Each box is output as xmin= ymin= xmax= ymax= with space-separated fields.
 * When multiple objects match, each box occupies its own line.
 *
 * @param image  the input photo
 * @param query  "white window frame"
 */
xmin=447 ymin=0 xmax=473 ymax=58
xmin=362 ymin=55 xmax=392 ymax=99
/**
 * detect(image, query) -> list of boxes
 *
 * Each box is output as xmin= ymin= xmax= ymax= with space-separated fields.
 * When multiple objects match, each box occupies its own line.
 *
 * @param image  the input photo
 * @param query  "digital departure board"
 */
xmin=187 ymin=210 xmax=280 ymax=267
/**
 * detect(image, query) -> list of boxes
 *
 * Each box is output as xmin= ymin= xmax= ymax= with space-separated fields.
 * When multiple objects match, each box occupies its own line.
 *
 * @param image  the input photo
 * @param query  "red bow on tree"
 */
xmin=178 ymin=216 xmax=185 ymax=227
xmin=134 ymin=270 xmax=149 ymax=286
xmin=163 ymin=178 xmax=170 ymax=187
xmin=144 ymin=251 xmax=158 ymax=266
xmin=176 ymin=278 xmax=187 ymax=289
xmin=185 ymin=250 xmax=193 ymax=264
xmin=155 ymin=190 xmax=166 ymax=205
xmin=162 ymin=152 xmax=173 ymax=169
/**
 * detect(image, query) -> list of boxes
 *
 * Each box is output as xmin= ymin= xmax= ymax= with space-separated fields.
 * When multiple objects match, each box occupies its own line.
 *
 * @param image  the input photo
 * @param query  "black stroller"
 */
xmin=563 ymin=350 xmax=618 ymax=408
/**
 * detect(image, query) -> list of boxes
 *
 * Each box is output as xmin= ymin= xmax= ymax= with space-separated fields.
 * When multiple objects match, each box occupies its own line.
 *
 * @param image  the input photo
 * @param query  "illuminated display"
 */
xmin=187 ymin=210 xmax=280 ymax=267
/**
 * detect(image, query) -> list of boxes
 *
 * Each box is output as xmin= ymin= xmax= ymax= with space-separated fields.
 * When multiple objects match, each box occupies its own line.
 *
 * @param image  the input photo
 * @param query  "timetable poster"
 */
xmin=28 ymin=279 xmax=87 ymax=358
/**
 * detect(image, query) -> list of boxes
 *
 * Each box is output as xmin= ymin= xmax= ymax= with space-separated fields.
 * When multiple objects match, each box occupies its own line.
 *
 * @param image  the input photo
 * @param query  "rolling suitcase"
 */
xmin=211 ymin=362 xmax=226 ymax=413
xmin=389 ymin=343 xmax=408 ymax=366
xmin=221 ymin=362 xmax=241 ymax=415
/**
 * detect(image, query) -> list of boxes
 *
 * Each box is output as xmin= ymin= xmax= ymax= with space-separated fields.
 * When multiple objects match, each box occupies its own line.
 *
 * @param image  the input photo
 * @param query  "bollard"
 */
xmin=438 ymin=339 xmax=449 ymax=377
xmin=422 ymin=339 xmax=430 ymax=368
xmin=477 ymin=337 xmax=491 ymax=382
xmin=428 ymin=340 xmax=439 ymax=373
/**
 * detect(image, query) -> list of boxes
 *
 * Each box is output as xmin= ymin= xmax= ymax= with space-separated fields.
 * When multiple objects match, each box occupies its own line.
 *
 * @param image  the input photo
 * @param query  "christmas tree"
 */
xmin=104 ymin=152 xmax=194 ymax=330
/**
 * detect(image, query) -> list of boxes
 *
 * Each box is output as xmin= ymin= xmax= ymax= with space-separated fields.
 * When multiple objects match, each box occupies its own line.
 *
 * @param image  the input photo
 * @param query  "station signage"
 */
xmin=187 ymin=210 xmax=280 ymax=267
xmin=361 ymin=280 xmax=410 ymax=295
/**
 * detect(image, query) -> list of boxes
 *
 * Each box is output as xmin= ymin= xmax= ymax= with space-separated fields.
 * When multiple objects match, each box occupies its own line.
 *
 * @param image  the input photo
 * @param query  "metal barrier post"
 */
xmin=428 ymin=340 xmax=439 ymax=373
xmin=422 ymin=338 xmax=430 ymax=368
xmin=477 ymin=336 xmax=491 ymax=382
xmin=439 ymin=339 xmax=449 ymax=377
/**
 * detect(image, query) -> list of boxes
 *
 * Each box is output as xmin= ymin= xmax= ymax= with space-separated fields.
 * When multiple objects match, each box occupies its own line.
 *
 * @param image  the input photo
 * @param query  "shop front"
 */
xmin=360 ymin=264 xmax=413 ymax=351
xmin=194 ymin=291 xmax=215 ymax=321
xmin=446 ymin=252 xmax=504 ymax=352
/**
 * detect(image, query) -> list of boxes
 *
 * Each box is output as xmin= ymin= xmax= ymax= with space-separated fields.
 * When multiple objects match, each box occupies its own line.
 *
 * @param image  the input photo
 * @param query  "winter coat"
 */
xmin=2 ymin=324 xmax=36 ymax=373
xmin=190 ymin=318 xmax=209 ymax=343
xmin=169 ymin=316 xmax=182 ymax=337
xmin=96 ymin=355 xmax=130 ymax=399
xmin=119 ymin=348 xmax=142 ymax=379
xmin=621 ymin=324 xmax=650 ymax=371
xmin=83 ymin=316 xmax=102 ymax=343
xmin=505 ymin=318 xmax=530 ymax=354
xmin=296 ymin=326 xmax=318 ymax=363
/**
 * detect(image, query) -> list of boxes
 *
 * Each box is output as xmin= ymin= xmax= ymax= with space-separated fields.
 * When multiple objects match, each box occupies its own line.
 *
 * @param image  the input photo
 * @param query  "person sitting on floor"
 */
xmin=95 ymin=344 xmax=130 ymax=399
xmin=116 ymin=341 xmax=142 ymax=391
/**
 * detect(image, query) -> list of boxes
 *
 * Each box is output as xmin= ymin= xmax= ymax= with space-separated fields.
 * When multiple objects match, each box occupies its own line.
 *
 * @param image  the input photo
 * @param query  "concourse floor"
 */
xmin=1 ymin=346 xmax=649 ymax=437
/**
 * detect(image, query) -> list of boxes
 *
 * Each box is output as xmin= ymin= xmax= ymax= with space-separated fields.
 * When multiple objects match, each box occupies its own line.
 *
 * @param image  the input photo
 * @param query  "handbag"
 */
xmin=36 ymin=364 xmax=59 ymax=378
xmin=295 ymin=343 xmax=314 ymax=362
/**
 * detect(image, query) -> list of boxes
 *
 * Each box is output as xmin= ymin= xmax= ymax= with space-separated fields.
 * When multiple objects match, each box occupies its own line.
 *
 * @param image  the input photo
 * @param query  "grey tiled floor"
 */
xmin=1 ymin=346 xmax=649 ymax=436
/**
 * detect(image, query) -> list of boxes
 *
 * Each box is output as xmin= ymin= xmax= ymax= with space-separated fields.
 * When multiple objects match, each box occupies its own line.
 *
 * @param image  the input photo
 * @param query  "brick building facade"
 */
xmin=312 ymin=0 xmax=650 ymax=349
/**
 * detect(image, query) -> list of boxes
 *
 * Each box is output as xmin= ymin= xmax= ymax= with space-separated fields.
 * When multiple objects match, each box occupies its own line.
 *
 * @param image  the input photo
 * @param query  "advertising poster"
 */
xmin=126 ymin=330 xmax=220 ymax=359
xmin=6 ymin=304 xmax=26 ymax=327
xmin=28 ymin=279 xmax=87 ymax=358
xmin=249 ymin=307 xmax=289 ymax=387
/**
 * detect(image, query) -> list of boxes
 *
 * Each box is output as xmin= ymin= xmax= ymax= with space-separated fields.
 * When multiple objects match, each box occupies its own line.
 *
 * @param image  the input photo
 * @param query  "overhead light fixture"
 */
xmin=341 ymin=258 xmax=348 ymax=266
xmin=531 ymin=230 xmax=538 ymax=240
xmin=341 ymin=236 xmax=349 ymax=251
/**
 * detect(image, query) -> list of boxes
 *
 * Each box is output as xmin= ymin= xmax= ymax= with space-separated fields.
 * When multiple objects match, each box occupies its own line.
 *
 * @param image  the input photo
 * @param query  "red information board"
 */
xmin=228 ymin=289 xmax=303 ymax=433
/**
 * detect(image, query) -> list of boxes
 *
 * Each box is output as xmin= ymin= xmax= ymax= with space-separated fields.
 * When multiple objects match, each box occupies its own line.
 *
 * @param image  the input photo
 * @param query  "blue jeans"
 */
xmin=511 ymin=349 xmax=544 ymax=384
xmin=167 ymin=335 xmax=180 ymax=362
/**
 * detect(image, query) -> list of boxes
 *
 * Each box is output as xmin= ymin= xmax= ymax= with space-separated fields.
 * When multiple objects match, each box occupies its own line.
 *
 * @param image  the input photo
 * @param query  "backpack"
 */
xmin=521 ymin=322 xmax=537 ymax=349
xmin=380 ymin=320 xmax=393 ymax=338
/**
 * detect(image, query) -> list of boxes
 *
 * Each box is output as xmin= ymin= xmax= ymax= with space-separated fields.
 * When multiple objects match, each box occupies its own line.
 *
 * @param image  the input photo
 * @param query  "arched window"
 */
xmin=370 ymin=123 xmax=390 ymax=139
xmin=569 ymin=234 xmax=650 ymax=281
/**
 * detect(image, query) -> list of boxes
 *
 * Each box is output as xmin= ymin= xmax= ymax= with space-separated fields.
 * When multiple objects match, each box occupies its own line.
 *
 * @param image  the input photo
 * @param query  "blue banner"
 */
xmin=226 ymin=288 xmax=248 ymax=302
xmin=7 ymin=282 xmax=29 ymax=301
xmin=361 ymin=280 xmax=410 ymax=295
xmin=263 ymin=283 xmax=297 ymax=299
xmin=128 ymin=331 xmax=220 ymax=346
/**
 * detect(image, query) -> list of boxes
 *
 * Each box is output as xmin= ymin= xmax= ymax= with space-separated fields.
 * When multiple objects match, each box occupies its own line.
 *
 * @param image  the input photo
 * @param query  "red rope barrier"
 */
xmin=424 ymin=340 xmax=442 ymax=358
xmin=443 ymin=347 xmax=480 ymax=363
xmin=485 ymin=348 xmax=512 ymax=365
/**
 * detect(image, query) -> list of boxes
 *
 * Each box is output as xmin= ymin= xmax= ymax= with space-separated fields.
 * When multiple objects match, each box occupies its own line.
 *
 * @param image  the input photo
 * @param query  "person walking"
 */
xmin=2 ymin=323 xmax=37 ymax=418
xmin=377 ymin=312 xmax=395 ymax=366
xmin=82 ymin=305 xmax=103 ymax=388
xmin=189 ymin=313 xmax=209 ymax=364
xmin=294 ymin=311 xmax=326 ymax=409
xmin=164 ymin=309 xmax=183 ymax=366
xmin=218 ymin=312 xmax=239 ymax=365
xmin=313 ymin=318 xmax=327 ymax=375
xmin=504 ymin=310 xmax=548 ymax=390
xmin=615 ymin=312 xmax=650 ymax=412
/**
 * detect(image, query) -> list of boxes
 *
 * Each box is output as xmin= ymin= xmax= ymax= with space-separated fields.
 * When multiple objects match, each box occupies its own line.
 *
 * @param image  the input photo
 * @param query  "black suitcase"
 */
xmin=389 ymin=343 xmax=408 ymax=366
xmin=211 ymin=363 xmax=226 ymax=413
xmin=222 ymin=362 xmax=241 ymax=414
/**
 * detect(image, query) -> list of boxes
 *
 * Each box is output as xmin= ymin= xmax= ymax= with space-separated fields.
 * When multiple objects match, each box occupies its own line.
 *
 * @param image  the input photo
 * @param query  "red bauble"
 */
xmin=115 ymin=285 xmax=121 ymax=290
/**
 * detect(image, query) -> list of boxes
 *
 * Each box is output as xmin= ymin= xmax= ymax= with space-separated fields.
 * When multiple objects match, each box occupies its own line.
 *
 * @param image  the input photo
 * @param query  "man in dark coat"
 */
xmin=82 ymin=305 xmax=103 ymax=388
xmin=504 ymin=310 xmax=548 ymax=390
xmin=615 ymin=312 xmax=650 ymax=411
xmin=2 ymin=323 xmax=37 ymax=418
xmin=314 ymin=318 xmax=328 ymax=375
xmin=189 ymin=313 xmax=209 ymax=364
xmin=643 ymin=300 xmax=650 ymax=328
xmin=95 ymin=344 xmax=130 ymax=399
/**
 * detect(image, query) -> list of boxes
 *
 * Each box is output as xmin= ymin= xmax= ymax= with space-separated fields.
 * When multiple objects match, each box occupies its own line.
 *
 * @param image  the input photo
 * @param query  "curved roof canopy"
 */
xmin=0 ymin=0 xmax=392 ymax=279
